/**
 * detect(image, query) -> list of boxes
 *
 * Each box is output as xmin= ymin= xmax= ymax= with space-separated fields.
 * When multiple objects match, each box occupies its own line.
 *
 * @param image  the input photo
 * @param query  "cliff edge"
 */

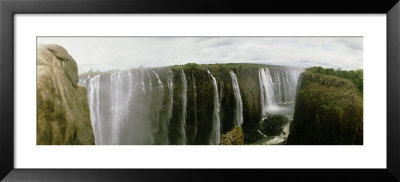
xmin=286 ymin=72 xmax=363 ymax=145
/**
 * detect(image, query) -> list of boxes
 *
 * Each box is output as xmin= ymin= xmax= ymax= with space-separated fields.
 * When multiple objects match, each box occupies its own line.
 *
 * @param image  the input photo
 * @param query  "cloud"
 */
xmin=335 ymin=38 xmax=363 ymax=50
xmin=37 ymin=37 xmax=363 ymax=73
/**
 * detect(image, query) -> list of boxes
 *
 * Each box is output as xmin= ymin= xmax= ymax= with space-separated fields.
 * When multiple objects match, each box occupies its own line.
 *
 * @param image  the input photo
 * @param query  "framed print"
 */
xmin=1 ymin=0 xmax=400 ymax=181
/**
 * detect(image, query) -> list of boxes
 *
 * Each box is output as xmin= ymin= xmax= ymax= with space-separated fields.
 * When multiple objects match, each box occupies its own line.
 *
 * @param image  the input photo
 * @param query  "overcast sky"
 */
xmin=37 ymin=37 xmax=363 ymax=74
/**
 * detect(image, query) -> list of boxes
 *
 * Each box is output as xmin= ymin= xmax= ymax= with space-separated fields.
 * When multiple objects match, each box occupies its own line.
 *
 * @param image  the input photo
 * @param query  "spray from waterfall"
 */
xmin=230 ymin=71 xmax=244 ymax=126
xmin=207 ymin=69 xmax=221 ymax=145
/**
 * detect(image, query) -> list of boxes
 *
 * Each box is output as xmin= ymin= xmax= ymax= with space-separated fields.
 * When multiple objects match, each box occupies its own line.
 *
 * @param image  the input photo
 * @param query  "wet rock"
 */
xmin=260 ymin=114 xmax=289 ymax=137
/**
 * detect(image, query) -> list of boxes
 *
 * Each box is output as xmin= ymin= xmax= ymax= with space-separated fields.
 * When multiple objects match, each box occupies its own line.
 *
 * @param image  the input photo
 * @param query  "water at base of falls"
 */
xmin=256 ymin=68 xmax=302 ymax=145
xmin=256 ymin=102 xmax=295 ymax=145
xmin=264 ymin=122 xmax=290 ymax=145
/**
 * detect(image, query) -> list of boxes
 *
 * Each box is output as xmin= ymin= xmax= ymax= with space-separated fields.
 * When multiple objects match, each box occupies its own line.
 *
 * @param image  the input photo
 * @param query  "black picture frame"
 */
xmin=1 ymin=0 xmax=399 ymax=181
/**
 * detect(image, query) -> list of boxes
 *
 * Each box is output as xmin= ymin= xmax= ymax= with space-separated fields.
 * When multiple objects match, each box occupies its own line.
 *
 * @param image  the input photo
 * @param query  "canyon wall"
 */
xmin=80 ymin=64 xmax=302 ymax=144
xmin=286 ymin=72 xmax=363 ymax=145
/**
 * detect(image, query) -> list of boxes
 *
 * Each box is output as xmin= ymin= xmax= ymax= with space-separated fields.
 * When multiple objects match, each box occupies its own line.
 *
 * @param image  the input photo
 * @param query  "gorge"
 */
xmin=36 ymin=45 xmax=363 ymax=145
xmin=79 ymin=64 xmax=303 ymax=145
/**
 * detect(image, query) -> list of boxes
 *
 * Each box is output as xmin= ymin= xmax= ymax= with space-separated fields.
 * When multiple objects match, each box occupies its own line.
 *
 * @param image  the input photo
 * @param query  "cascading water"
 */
xmin=192 ymin=73 xmax=198 ymax=142
xmin=271 ymin=70 xmax=302 ymax=104
xmin=79 ymin=65 xmax=302 ymax=145
xmin=166 ymin=70 xmax=174 ymax=127
xmin=140 ymin=70 xmax=146 ymax=94
xmin=179 ymin=70 xmax=188 ymax=145
xmin=86 ymin=75 xmax=101 ymax=144
xmin=257 ymin=67 xmax=303 ymax=144
xmin=259 ymin=68 xmax=277 ymax=114
xmin=274 ymin=72 xmax=282 ymax=103
xmin=110 ymin=72 xmax=122 ymax=144
xmin=230 ymin=71 xmax=243 ymax=126
xmin=259 ymin=68 xmax=302 ymax=115
xmin=110 ymin=71 xmax=134 ymax=144
xmin=207 ymin=69 xmax=221 ymax=145
xmin=151 ymin=70 xmax=164 ymax=134
xmin=80 ymin=69 xmax=170 ymax=145
xmin=154 ymin=69 xmax=173 ymax=144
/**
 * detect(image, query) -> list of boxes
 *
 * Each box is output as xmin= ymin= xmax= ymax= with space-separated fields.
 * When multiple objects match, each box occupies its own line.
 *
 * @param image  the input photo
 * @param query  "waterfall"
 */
xmin=259 ymin=68 xmax=277 ymax=113
xmin=129 ymin=70 xmax=154 ymax=144
xmin=230 ymin=71 xmax=244 ymax=126
xmin=140 ymin=70 xmax=146 ymax=94
xmin=274 ymin=72 xmax=282 ymax=104
xmin=166 ymin=70 xmax=174 ymax=127
xmin=153 ymin=70 xmax=162 ymax=85
xmin=151 ymin=70 xmax=164 ymax=134
xmin=272 ymin=70 xmax=302 ymax=104
xmin=207 ymin=69 xmax=221 ymax=145
xmin=110 ymin=72 xmax=125 ymax=144
xmin=85 ymin=75 xmax=101 ymax=144
xmin=192 ymin=73 xmax=198 ymax=142
xmin=147 ymin=71 xmax=152 ymax=92
xmin=79 ymin=65 xmax=302 ymax=145
xmin=79 ymin=69 xmax=175 ymax=145
xmin=154 ymin=69 xmax=174 ymax=144
xmin=179 ymin=70 xmax=188 ymax=144
xmin=259 ymin=68 xmax=303 ymax=115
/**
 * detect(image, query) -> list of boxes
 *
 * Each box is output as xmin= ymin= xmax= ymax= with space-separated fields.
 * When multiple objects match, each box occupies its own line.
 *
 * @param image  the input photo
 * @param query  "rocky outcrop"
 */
xmin=260 ymin=114 xmax=289 ymax=137
xmin=220 ymin=126 xmax=244 ymax=145
xmin=37 ymin=44 xmax=94 ymax=145
xmin=286 ymin=72 xmax=363 ymax=145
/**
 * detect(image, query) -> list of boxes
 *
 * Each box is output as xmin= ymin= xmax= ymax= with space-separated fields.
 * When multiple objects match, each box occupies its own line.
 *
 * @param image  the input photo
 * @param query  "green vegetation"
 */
xmin=286 ymin=72 xmax=363 ymax=145
xmin=183 ymin=63 xmax=200 ymax=70
xmin=306 ymin=66 xmax=363 ymax=94
xmin=79 ymin=69 xmax=103 ymax=77
xmin=220 ymin=126 xmax=244 ymax=145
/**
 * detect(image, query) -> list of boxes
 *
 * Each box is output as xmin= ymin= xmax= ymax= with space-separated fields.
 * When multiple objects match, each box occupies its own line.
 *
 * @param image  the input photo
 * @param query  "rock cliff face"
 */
xmin=80 ymin=63 xmax=302 ymax=145
xmin=37 ymin=45 xmax=95 ymax=145
xmin=286 ymin=72 xmax=363 ymax=145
